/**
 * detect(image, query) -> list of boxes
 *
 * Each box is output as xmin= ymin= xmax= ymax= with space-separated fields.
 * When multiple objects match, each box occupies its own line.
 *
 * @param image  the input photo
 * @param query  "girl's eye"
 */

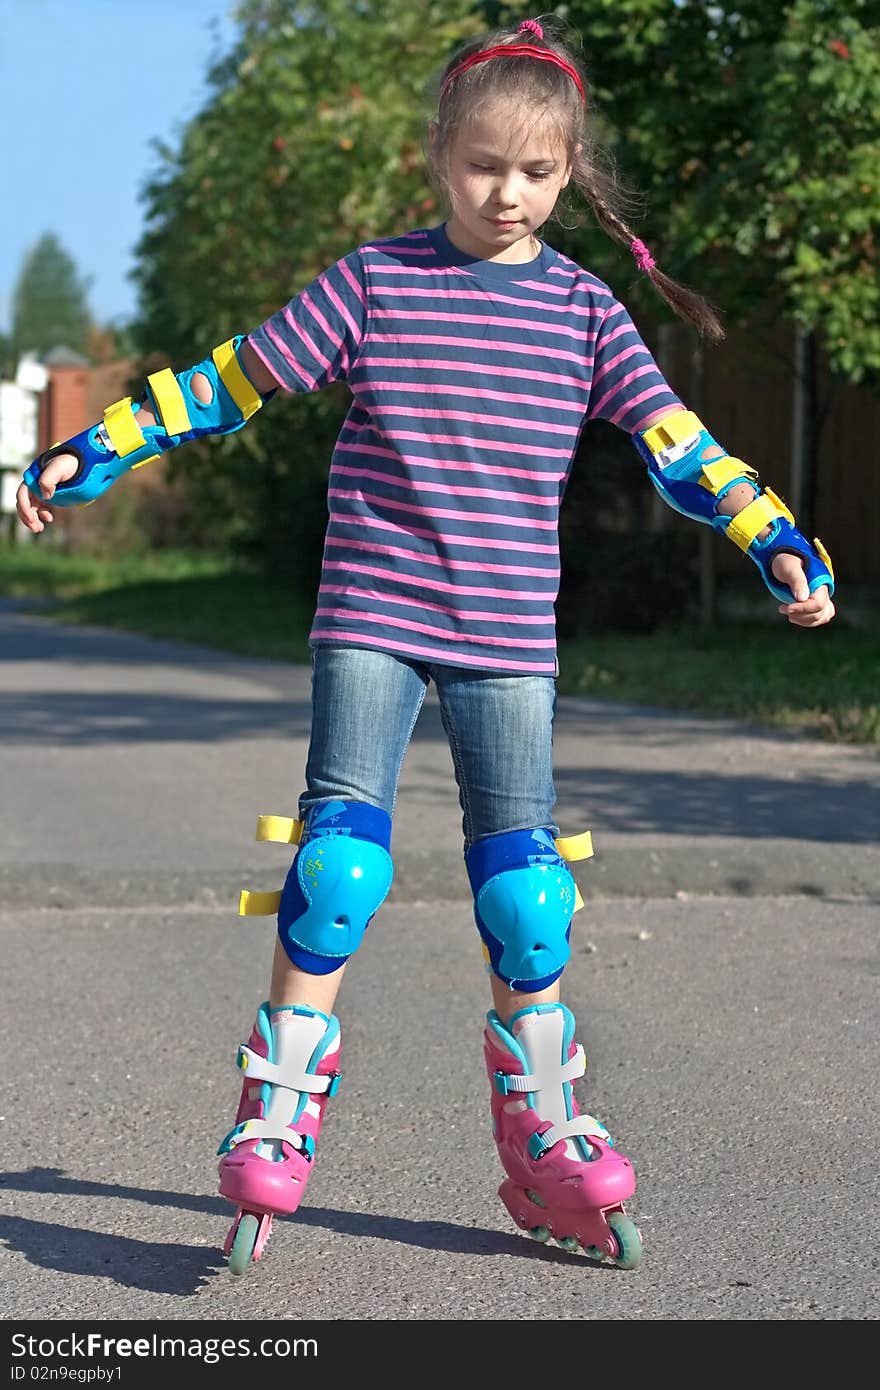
xmin=469 ymin=165 xmax=552 ymax=180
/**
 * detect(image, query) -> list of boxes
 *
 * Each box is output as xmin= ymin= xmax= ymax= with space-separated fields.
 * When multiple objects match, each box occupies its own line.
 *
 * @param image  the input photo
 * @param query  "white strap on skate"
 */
xmin=530 ymin=1112 xmax=611 ymax=1156
xmin=496 ymin=1044 xmax=586 ymax=1093
xmin=224 ymin=1116 xmax=311 ymax=1152
xmin=237 ymin=1044 xmax=336 ymax=1096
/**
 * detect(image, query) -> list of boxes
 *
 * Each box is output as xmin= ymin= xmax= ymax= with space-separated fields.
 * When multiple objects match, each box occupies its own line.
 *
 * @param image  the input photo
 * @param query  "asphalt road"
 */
xmin=1 ymin=602 xmax=878 ymax=1328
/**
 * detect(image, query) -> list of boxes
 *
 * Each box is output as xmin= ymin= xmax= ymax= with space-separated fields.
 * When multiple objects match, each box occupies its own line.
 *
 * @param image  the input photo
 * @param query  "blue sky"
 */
xmin=0 ymin=0 xmax=239 ymax=334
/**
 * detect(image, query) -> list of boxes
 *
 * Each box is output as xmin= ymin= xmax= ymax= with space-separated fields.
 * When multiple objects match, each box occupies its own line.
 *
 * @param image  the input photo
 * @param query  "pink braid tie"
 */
xmin=518 ymin=19 xmax=544 ymax=38
xmin=631 ymin=238 xmax=656 ymax=272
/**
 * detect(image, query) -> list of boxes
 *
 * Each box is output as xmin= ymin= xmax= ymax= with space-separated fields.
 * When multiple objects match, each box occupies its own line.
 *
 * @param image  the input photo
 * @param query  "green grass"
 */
xmin=557 ymin=624 xmax=879 ymax=744
xmin=0 ymin=544 xmax=313 ymax=663
xmin=2 ymin=544 xmax=878 ymax=742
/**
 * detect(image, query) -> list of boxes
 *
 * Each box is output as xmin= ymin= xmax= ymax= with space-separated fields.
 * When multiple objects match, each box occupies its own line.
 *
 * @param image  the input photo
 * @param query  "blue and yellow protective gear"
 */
xmin=466 ymin=827 xmax=593 ymax=993
xmin=22 ymin=335 xmax=270 ymax=507
xmin=239 ymin=800 xmax=394 ymax=974
xmin=632 ymin=409 xmax=834 ymax=605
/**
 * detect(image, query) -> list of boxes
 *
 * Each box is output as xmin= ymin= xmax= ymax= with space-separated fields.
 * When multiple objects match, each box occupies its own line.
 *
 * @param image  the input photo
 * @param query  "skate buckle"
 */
xmin=324 ymin=1070 xmax=342 ymax=1097
xmin=527 ymin=1129 xmax=555 ymax=1160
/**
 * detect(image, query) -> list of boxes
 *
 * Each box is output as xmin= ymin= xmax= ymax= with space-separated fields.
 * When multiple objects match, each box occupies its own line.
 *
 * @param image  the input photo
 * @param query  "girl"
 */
xmin=18 ymin=15 xmax=834 ymax=1276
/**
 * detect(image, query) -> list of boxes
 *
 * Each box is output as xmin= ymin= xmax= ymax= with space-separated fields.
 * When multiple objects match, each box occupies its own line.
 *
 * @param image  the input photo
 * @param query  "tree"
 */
xmin=11 ymin=232 xmax=93 ymax=360
xmin=489 ymin=0 xmax=878 ymax=610
xmin=0 ymin=329 xmax=13 ymax=379
xmin=134 ymin=0 xmax=478 ymax=577
xmin=521 ymin=0 xmax=880 ymax=389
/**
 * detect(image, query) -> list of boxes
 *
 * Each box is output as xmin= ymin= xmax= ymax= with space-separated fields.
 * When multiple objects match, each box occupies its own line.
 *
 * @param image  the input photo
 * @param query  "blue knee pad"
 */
xmin=465 ymin=828 xmax=576 ymax=993
xmin=278 ymin=800 xmax=393 ymax=974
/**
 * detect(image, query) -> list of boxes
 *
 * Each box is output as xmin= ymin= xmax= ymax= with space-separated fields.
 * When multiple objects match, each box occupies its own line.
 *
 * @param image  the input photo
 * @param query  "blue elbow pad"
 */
xmin=22 ymin=335 xmax=271 ymax=507
xmin=633 ymin=410 xmax=834 ymax=604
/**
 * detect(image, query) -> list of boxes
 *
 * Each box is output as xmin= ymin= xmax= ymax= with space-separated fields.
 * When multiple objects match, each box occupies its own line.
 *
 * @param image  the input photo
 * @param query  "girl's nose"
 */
xmin=494 ymin=175 xmax=519 ymax=208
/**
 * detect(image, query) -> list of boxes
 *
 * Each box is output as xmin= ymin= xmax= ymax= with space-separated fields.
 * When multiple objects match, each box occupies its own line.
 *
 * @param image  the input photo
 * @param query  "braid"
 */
xmin=581 ymin=173 xmax=725 ymax=342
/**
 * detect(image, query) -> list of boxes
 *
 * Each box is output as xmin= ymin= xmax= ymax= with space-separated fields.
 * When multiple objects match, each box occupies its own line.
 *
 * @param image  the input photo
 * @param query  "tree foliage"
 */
xmin=134 ymin=0 xmax=478 ymax=575
xmin=131 ymin=0 xmax=879 ymax=597
xmin=527 ymin=0 xmax=880 ymax=384
xmin=11 ymin=232 xmax=93 ymax=361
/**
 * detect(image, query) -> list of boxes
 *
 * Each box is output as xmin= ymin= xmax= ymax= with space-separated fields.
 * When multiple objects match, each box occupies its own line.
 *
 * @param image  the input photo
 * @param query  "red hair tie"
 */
xmin=440 ymin=41 xmax=586 ymax=104
xmin=519 ymin=19 xmax=544 ymax=38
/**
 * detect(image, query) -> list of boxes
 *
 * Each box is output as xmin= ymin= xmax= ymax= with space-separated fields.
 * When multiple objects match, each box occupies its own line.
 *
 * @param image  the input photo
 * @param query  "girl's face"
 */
xmin=437 ymin=104 xmax=571 ymax=263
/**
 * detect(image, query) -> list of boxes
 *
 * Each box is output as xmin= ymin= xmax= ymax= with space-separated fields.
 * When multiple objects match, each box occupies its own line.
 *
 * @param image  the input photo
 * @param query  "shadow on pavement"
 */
xmin=0 ymin=1167 xmax=606 ymax=1295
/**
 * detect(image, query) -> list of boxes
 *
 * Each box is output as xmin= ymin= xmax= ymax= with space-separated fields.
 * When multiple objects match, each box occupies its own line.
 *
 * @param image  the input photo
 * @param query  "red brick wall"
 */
xmin=37 ymin=359 xmax=142 ymax=453
xmin=38 ymin=366 xmax=90 ymax=452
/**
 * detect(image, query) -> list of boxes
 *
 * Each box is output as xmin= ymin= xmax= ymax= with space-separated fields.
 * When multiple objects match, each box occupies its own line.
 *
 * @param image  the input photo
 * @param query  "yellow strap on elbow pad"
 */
xmin=640 ymin=410 xmax=704 ymax=455
xmin=146 ymin=367 xmax=192 ymax=436
xmin=814 ymin=537 xmax=834 ymax=581
xmin=725 ymin=487 xmax=795 ymax=552
xmin=213 ymin=338 xmax=263 ymax=420
xmin=103 ymin=396 xmax=159 ymax=462
xmin=700 ymin=457 xmax=759 ymax=495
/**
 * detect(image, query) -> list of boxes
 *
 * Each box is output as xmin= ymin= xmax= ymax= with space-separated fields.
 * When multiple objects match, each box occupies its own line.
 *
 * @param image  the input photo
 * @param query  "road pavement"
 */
xmin=1 ymin=601 xmax=878 ymax=1327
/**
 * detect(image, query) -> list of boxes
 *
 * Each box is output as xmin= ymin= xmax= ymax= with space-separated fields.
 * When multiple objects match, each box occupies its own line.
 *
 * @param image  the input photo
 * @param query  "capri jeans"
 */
xmin=300 ymin=645 xmax=560 ymax=850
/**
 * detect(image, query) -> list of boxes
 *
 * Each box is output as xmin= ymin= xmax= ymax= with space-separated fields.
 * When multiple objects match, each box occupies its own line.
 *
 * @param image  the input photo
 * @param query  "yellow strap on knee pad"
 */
xmin=239 ymin=889 xmax=282 ymax=916
xmin=555 ymin=830 xmax=593 ymax=862
xmin=555 ymin=830 xmax=593 ymax=913
xmin=255 ymin=815 xmax=303 ymax=844
xmin=725 ymin=487 xmax=795 ymax=552
xmin=239 ymin=814 xmax=303 ymax=916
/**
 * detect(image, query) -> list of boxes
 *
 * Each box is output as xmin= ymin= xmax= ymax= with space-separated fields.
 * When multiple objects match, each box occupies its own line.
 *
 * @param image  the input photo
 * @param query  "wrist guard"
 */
xmin=22 ymin=335 xmax=269 ymax=507
xmin=633 ymin=410 xmax=835 ymax=604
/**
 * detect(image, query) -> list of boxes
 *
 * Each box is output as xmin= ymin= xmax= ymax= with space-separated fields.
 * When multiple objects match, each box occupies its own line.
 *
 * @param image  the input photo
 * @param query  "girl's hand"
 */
xmin=772 ymin=552 xmax=836 ymax=628
xmin=16 ymin=453 xmax=79 ymax=533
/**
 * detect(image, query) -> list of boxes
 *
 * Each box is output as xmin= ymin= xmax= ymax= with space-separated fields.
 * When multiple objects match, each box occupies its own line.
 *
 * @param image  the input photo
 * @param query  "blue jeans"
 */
xmin=300 ymin=646 xmax=559 ymax=850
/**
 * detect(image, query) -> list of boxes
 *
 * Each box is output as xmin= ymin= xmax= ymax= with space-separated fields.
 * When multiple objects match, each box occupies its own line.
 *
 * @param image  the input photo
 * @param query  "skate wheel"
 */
xmin=228 ymin=1212 xmax=260 ymax=1276
xmin=527 ymin=1225 xmax=551 ymax=1243
xmin=607 ymin=1211 xmax=643 ymax=1270
xmin=557 ymin=1235 xmax=580 ymax=1253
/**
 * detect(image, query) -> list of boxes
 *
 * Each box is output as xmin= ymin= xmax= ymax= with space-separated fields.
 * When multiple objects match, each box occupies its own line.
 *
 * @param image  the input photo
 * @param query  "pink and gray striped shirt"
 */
xmin=248 ymin=223 xmax=682 ymax=675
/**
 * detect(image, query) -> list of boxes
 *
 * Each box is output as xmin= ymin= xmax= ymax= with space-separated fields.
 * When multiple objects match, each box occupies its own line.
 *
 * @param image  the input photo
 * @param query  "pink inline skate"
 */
xmin=217 ymin=1002 xmax=341 ymax=1275
xmin=484 ymin=1001 xmax=642 ymax=1268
